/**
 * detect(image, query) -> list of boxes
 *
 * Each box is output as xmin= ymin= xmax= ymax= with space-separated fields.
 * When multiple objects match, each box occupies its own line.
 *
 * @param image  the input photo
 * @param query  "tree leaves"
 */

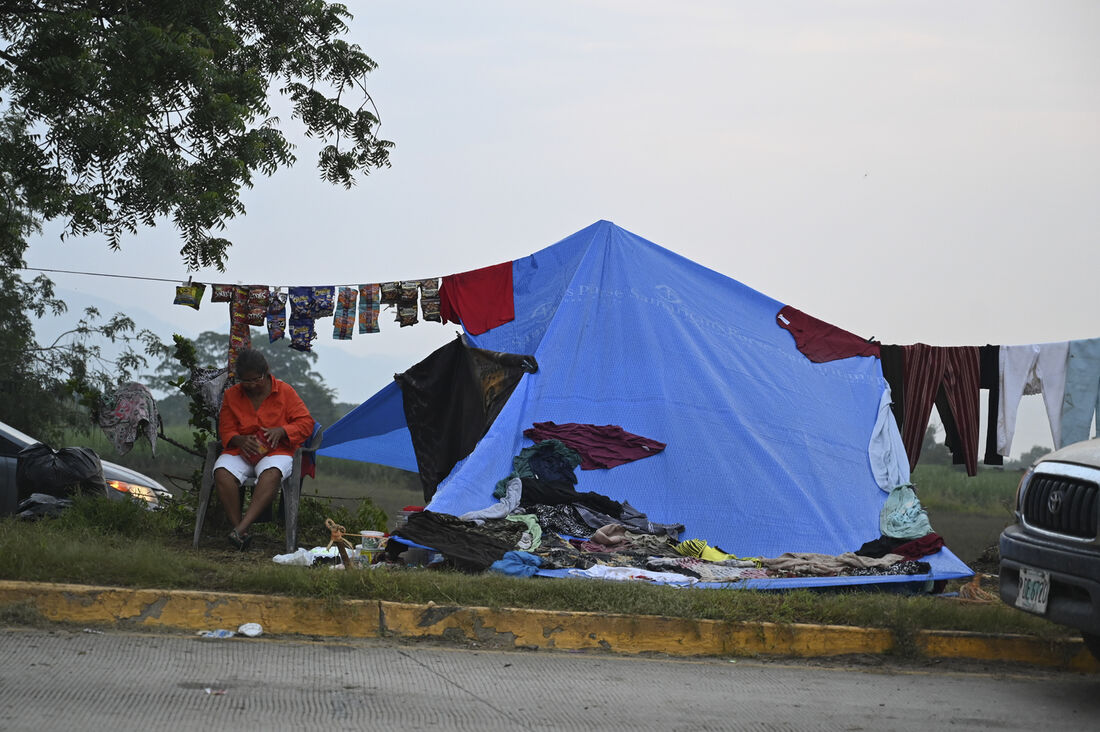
xmin=1 ymin=0 xmax=392 ymax=270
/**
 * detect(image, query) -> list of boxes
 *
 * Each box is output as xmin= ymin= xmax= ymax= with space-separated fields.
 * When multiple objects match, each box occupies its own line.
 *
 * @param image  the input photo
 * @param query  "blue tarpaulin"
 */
xmin=319 ymin=221 xmax=972 ymax=583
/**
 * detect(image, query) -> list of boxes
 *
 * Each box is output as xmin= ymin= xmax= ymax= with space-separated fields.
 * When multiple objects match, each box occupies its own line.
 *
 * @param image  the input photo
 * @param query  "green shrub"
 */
xmin=54 ymin=493 xmax=165 ymax=539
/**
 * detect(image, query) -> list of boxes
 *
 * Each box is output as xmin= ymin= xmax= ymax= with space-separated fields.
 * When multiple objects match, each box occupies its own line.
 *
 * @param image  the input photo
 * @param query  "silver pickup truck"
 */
xmin=999 ymin=438 xmax=1100 ymax=660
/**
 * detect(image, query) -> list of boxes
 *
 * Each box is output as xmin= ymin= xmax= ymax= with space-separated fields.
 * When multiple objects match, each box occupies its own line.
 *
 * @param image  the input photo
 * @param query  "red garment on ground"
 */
xmin=522 ymin=422 xmax=666 ymax=470
xmin=890 ymin=532 xmax=945 ymax=560
xmin=776 ymin=305 xmax=880 ymax=362
xmin=438 ymin=261 xmax=515 ymax=335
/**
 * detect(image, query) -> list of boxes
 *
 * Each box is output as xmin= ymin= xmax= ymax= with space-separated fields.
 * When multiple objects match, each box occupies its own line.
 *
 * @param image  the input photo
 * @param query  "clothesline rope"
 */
xmin=18 ymin=266 xmax=446 ymax=290
xmin=20 ymin=266 xmax=183 ymax=284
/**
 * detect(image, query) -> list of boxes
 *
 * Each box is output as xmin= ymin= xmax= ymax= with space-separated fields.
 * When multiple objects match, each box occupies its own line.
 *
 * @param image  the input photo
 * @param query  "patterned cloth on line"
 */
xmin=333 ymin=287 xmax=357 ymax=340
xmin=358 ymin=284 xmax=380 ymax=334
xmin=96 ymin=382 xmax=160 ymax=456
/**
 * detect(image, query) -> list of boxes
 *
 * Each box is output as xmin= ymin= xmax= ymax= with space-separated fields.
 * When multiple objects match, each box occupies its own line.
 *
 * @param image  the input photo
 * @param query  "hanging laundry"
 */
xmin=286 ymin=286 xmax=334 ymax=352
xmin=379 ymin=281 xmax=401 ymax=305
xmin=288 ymin=316 xmax=316 ymax=352
xmin=189 ymin=366 xmax=229 ymax=422
xmin=438 ymin=260 xmax=515 ymax=335
xmin=357 ymin=284 xmax=380 ymax=334
xmin=1060 ymin=338 xmax=1100 ymax=447
xmin=287 ymin=285 xmax=316 ymax=352
xmin=266 ymin=290 xmax=287 ymax=342
xmin=396 ymin=335 xmax=539 ymax=502
xmin=867 ymin=383 xmax=910 ymax=491
xmin=310 ymin=286 xmax=336 ymax=318
xmin=979 ymin=345 xmax=1003 ymax=466
xmin=210 ymin=283 xmax=235 ymax=302
xmin=173 ymin=282 xmax=206 ymax=310
xmin=879 ymin=344 xmax=905 ymax=431
xmin=399 ymin=280 xmax=419 ymax=302
xmin=95 ymin=382 xmax=160 ymax=456
xmin=898 ymin=344 xmax=980 ymax=475
xmin=288 ymin=286 xmax=312 ymax=319
xmin=396 ymin=280 xmax=420 ymax=327
xmin=333 ymin=286 xmax=357 ymax=340
xmin=227 ymin=286 xmax=253 ymax=376
xmin=420 ymin=278 xmax=441 ymax=322
xmin=775 ymin=305 xmax=880 ymax=362
xmin=998 ymin=342 xmax=1069 ymax=457
xmin=245 ymin=285 xmax=268 ymax=326
xmin=522 ymin=421 xmax=667 ymax=470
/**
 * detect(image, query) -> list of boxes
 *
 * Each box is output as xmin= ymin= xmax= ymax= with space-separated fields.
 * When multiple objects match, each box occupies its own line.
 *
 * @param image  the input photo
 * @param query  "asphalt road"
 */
xmin=2 ymin=627 xmax=1097 ymax=731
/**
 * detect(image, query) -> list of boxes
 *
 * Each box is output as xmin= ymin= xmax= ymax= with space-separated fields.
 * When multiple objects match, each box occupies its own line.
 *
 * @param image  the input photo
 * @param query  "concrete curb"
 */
xmin=1 ymin=580 xmax=1096 ymax=672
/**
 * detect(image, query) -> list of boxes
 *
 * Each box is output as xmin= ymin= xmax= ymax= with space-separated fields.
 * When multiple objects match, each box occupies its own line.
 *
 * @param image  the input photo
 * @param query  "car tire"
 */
xmin=1082 ymin=633 xmax=1100 ymax=662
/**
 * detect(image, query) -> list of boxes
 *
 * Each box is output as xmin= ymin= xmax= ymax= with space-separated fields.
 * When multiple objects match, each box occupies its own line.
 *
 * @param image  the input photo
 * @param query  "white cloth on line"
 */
xmin=998 ymin=342 xmax=1069 ymax=457
xmin=868 ymin=381 xmax=910 ymax=491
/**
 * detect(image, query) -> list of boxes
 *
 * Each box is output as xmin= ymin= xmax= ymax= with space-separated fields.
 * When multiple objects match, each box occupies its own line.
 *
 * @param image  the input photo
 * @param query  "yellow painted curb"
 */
xmin=378 ymin=601 xmax=894 ymax=657
xmin=0 ymin=581 xmax=379 ymax=637
xmin=1 ymin=581 xmax=1095 ymax=671
xmin=917 ymin=630 xmax=1100 ymax=672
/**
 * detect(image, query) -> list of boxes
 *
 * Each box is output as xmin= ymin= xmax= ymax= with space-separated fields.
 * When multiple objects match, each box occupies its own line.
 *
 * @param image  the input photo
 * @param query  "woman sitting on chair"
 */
xmin=214 ymin=348 xmax=315 ymax=550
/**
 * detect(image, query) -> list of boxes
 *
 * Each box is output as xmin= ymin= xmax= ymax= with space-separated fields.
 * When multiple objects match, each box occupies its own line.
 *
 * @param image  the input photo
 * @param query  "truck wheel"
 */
xmin=1083 ymin=633 xmax=1100 ymax=661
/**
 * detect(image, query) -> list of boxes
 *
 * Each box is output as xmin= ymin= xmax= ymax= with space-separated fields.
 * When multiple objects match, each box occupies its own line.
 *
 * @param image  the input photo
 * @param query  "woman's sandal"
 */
xmin=228 ymin=529 xmax=247 ymax=551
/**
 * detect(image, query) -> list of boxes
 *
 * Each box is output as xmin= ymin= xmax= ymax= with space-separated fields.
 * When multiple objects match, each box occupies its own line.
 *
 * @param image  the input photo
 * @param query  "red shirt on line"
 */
xmin=218 ymin=376 xmax=315 ymax=458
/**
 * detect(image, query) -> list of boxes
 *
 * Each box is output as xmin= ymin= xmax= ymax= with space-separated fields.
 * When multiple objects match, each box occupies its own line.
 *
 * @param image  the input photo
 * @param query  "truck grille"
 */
xmin=1023 ymin=474 xmax=1099 ymax=539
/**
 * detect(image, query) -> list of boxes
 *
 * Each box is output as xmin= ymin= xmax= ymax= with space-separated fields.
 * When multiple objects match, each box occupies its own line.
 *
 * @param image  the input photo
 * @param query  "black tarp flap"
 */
xmin=396 ymin=335 xmax=537 ymax=502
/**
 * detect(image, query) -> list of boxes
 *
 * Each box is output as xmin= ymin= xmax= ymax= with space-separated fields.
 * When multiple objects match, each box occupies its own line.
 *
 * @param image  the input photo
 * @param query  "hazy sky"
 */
xmin=24 ymin=1 xmax=1100 ymax=458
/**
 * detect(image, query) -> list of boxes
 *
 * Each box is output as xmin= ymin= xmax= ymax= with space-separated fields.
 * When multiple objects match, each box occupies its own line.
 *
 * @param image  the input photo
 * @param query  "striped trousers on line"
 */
xmin=901 ymin=344 xmax=981 ymax=475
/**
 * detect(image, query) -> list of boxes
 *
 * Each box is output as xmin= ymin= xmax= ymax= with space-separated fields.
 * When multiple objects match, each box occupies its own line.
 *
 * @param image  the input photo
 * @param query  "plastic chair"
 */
xmin=192 ymin=422 xmax=323 ymax=552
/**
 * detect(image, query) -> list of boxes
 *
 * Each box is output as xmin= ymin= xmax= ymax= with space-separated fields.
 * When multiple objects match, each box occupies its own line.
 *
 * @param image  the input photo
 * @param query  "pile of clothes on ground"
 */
xmin=389 ymin=436 xmax=943 ymax=586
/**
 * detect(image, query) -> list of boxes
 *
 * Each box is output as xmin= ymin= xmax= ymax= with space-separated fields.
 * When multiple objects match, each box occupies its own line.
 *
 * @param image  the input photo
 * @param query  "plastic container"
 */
xmin=360 ymin=530 xmax=386 ymax=550
xmin=394 ymin=505 xmax=424 ymax=531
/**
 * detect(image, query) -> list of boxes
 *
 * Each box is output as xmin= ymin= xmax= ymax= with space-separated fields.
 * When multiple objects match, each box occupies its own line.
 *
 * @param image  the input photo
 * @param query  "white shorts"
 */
xmin=213 ymin=452 xmax=294 ymax=484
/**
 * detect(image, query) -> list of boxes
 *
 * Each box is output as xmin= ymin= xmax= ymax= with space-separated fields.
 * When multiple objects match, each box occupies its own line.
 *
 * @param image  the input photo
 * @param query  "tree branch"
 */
xmin=155 ymin=427 xmax=204 ymax=459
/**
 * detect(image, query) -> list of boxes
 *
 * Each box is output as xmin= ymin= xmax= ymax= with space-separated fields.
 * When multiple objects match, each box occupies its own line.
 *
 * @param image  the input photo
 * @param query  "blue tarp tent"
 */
xmin=320 ymin=221 xmax=972 ymax=584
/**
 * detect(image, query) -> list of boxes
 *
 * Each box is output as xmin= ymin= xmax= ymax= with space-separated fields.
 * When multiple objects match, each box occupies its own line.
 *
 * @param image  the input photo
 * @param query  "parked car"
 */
xmin=999 ymin=438 xmax=1100 ymax=660
xmin=0 ymin=420 xmax=172 ymax=514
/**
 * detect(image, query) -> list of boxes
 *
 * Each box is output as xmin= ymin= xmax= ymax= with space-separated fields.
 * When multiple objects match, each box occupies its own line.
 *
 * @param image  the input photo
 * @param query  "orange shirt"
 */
xmin=218 ymin=376 xmax=315 ymax=457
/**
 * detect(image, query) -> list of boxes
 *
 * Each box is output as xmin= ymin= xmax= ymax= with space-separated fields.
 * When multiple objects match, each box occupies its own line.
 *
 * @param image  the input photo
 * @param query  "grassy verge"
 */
xmin=0 ymin=494 xmax=1071 ymax=642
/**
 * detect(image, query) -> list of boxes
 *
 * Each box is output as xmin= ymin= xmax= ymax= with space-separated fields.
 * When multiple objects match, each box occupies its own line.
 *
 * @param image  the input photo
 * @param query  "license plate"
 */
xmin=1016 ymin=567 xmax=1050 ymax=614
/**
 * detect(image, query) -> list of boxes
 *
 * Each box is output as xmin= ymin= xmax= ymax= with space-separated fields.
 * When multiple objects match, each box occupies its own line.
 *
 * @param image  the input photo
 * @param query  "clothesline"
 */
xmin=25 ymin=266 xmax=1084 ymax=466
xmin=17 ymin=265 xmax=446 ymax=290
xmin=20 ymin=266 xmax=184 ymax=284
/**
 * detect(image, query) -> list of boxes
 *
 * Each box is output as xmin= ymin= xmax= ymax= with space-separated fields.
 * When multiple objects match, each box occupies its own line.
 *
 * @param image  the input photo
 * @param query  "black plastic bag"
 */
xmin=16 ymin=443 xmax=107 ymax=501
xmin=16 ymin=493 xmax=74 ymax=520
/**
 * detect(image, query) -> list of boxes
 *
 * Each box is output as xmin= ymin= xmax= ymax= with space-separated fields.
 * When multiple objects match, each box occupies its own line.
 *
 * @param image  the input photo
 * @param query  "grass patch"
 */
xmin=0 ymin=496 xmax=1071 ymax=643
xmin=911 ymin=464 xmax=1020 ymax=515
